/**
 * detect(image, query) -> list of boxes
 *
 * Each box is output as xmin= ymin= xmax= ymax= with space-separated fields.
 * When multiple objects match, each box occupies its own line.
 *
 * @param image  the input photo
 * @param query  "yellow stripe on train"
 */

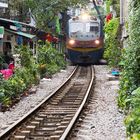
xmin=66 ymin=45 xmax=103 ymax=52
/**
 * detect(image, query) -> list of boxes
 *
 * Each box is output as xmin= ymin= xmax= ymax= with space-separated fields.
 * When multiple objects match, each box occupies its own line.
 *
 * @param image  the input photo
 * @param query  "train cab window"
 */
xmin=89 ymin=22 xmax=99 ymax=33
xmin=90 ymin=26 xmax=99 ymax=32
xmin=70 ymin=23 xmax=84 ymax=33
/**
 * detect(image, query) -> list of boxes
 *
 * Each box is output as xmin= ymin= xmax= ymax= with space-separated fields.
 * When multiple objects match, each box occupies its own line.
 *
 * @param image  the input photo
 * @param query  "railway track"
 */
xmin=0 ymin=66 xmax=95 ymax=140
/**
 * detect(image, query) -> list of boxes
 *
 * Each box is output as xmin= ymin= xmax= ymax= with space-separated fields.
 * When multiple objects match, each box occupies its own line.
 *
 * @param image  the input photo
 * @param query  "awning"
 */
xmin=0 ymin=2 xmax=8 ymax=8
xmin=15 ymin=31 xmax=35 ymax=39
xmin=5 ymin=29 xmax=36 ymax=39
xmin=0 ymin=18 xmax=34 ymax=27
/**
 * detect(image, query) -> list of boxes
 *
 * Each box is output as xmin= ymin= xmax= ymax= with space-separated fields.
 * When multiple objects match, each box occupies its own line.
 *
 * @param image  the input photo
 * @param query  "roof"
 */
xmin=0 ymin=18 xmax=35 ymax=28
xmin=6 ymin=29 xmax=36 ymax=39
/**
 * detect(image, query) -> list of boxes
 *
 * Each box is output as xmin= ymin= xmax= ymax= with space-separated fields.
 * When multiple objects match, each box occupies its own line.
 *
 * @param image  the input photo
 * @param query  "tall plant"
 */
xmin=37 ymin=43 xmax=66 ymax=77
xmin=118 ymin=0 xmax=140 ymax=109
xmin=104 ymin=18 xmax=121 ymax=68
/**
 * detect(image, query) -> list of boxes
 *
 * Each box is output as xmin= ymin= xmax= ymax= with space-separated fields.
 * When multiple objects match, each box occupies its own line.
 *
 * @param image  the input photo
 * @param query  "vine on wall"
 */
xmin=118 ymin=0 xmax=140 ymax=138
xmin=104 ymin=18 xmax=121 ymax=68
xmin=118 ymin=0 xmax=140 ymax=109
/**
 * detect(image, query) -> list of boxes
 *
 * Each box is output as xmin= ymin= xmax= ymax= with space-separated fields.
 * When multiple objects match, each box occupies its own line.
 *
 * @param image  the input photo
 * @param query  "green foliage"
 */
xmin=8 ymin=0 xmax=29 ymax=22
xmin=129 ymin=0 xmax=140 ymax=10
xmin=111 ymin=0 xmax=120 ymax=17
xmin=105 ymin=0 xmax=111 ymax=14
xmin=105 ymin=0 xmax=120 ymax=17
xmin=118 ymin=1 xmax=140 ymax=138
xmin=18 ymin=46 xmax=33 ymax=68
xmin=113 ymin=3 xmax=120 ymax=17
xmin=46 ymin=63 xmax=60 ymax=75
xmin=25 ymin=0 xmax=88 ymax=31
xmin=130 ymin=134 xmax=140 ymax=140
xmin=118 ymin=5 xmax=140 ymax=109
xmin=90 ymin=6 xmax=105 ymax=19
xmin=125 ymin=88 xmax=140 ymax=111
xmin=125 ymin=88 xmax=140 ymax=137
xmin=0 ymin=67 xmax=38 ymax=106
xmin=104 ymin=18 xmax=119 ymax=35
xmin=104 ymin=18 xmax=121 ymax=68
xmin=14 ymin=68 xmax=36 ymax=87
xmin=17 ymin=46 xmax=39 ymax=82
xmin=37 ymin=44 xmax=66 ymax=77
xmin=0 ymin=43 xmax=66 ymax=107
xmin=125 ymin=108 xmax=140 ymax=137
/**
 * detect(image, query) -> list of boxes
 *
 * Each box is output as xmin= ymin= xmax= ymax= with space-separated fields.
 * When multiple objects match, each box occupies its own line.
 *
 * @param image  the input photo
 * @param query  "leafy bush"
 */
xmin=125 ymin=88 xmax=140 ymax=137
xmin=104 ymin=18 xmax=121 ymax=68
xmin=105 ymin=0 xmax=111 ymax=14
xmin=0 ymin=67 xmax=36 ymax=106
xmin=46 ymin=63 xmax=60 ymax=75
xmin=110 ymin=0 xmax=120 ymax=17
xmin=37 ymin=44 xmax=66 ymax=77
xmin=0 ymin=75 xmax=9 ymax=105
xmin=118 ymin=5 xmax=140 ymax=109
xmin=18 ymin=46 xmax=35 ymax=68
xmin=0 ymin=42 xmax=66 ymax=108
xmin=125 ymin=88 xmax=140 ymax=110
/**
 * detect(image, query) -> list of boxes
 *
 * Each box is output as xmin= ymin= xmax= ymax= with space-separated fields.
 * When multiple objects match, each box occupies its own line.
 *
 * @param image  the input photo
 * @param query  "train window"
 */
xmin=90 ymin=26 xmax=99 ymax=32
xmin=89 ymin=22 xmax=99 ymax=33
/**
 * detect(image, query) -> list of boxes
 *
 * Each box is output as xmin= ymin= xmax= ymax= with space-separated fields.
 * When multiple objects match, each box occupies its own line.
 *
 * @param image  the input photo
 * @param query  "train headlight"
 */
xmin=69 ymin=39 xmax=75 ymax=45
xmin=81 ymin=13 xmax=89 ymax=21
xmin=95 ymin=39 xmax=100 ymax=45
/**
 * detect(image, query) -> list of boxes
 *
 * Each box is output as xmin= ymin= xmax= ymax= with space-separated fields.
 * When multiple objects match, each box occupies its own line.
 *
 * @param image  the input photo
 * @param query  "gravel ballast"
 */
xmin=0 ymin=66 xmax=75 ymax=134
xmin=70 ymin=65 xmax=126 ymax=140
xmin=91 ymin=66 xmax=126 ymax=139
xmin=0 ymin=65 xmax=126 ymax=139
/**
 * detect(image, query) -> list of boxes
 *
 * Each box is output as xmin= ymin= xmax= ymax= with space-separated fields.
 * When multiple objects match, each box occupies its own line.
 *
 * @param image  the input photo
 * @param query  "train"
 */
xmin=66 ymin=12 xmax=104 ymax=65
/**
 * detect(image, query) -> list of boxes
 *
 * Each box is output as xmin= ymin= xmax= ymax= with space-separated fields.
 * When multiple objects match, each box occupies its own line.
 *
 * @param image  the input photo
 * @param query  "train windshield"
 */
xmin=69 ymin=22 xmax=99 ymax=35
xmin=69 ymin=22 xmax=84 ymax=33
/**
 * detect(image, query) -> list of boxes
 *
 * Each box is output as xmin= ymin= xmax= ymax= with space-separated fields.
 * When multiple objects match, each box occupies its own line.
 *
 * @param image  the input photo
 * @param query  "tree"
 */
xmin=25 ymin=0 xmax=88 ymax=32
xmin=7 ymin=0 xmax=28 ymax=21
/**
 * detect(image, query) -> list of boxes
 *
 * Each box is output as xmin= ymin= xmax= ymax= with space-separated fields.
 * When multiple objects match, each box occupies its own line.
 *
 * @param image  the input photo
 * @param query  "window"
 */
xmin=90 ymin=26 xmax=99 ymax=32
xmin=70 ymin=22 xmax=84 ymax=33
xmin=90 ymin=22 xmax=99 ymax=33
xmin=85 ymin=22 xmax=99 ymax=33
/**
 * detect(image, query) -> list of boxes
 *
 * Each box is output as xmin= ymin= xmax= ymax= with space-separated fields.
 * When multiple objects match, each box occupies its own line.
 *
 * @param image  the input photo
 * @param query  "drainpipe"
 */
xmin=120 ymin=0 xmax=123 ymax=25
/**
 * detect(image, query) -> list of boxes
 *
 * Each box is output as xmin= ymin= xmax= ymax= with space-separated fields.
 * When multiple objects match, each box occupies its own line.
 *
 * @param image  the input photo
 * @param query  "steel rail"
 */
xmin=60 ymin=65 xmax=95 ymax=140
xmin=0 ymin=66 xmax=78 ymax=139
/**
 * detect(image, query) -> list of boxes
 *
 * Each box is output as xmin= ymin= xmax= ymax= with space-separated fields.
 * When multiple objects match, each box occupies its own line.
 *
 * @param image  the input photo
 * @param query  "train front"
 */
xmin=66 ymin=13 xmax=104 ymax=64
